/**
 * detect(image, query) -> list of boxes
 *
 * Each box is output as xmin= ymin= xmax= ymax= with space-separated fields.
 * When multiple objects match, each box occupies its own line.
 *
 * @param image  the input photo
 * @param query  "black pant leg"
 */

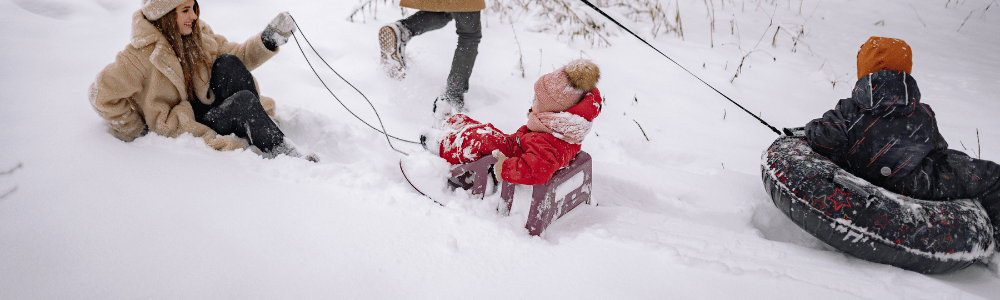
xmin=211 ymin=53 xmax=259 ymax=100
xmin=892 ymin=150 xmax=1000 ymax=243
xmin=195 ymin=54 xmax=259 ymax=124
xmin=199 ymin=54 xmax=286 ymax=153
xmin=205 ymin=90 xmax=285 ymax=153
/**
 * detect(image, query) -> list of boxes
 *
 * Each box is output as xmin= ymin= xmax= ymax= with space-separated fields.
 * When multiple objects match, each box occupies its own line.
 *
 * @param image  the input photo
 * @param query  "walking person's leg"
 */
xmin=433 ymin=11 xmax=481 ymax=118
xmin=444 ymin=11 xmax=481 ymax=103
xmin=380 ymin=11 xmax=453 ymax=79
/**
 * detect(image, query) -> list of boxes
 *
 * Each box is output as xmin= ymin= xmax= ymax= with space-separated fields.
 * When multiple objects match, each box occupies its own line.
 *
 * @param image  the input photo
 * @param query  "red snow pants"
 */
xmin=439 ymin=114 xmax=518 ymax=165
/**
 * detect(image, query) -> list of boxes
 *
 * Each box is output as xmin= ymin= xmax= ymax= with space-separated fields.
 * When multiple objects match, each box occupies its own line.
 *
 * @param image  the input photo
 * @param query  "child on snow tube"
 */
xmin=422 ymin=59 xmax=602 ymax=185
xmin=802 ymin=36 xmax=1000 ymax=245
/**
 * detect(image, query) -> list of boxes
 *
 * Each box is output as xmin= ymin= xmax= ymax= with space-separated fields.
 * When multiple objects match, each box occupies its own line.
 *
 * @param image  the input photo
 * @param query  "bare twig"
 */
xmin=704 ymin=0 xmax=717 ymax=47
xmin=958 ymin=9 xmax=976 ymax=31
xmin=0 ymin=163 xmax=22 ymax=176
xmin=676 ymin=1 xmax=684 ymax=40
xmin=538 ymin=49 xmax=543 ymax=77
xmin=729 ymin=7 xmax=778 ymax=82
xmin=633 ymin=119 xmax=650 ymax=141
xmin=977 ymin=128 xmax=982 ymax=159
xmin=348 ymin=0 xmax=390 ymax=23
xmin=0 ymin=187 xmax=16 ymax=201
xmin=0 ymin=163 xmax=22 ymax=201
xmin=511 ymin=23 xmax=526 ymax=78
xmin=910 ymin=4 xmax=927 ymax=27
xmin=771 ymin=25 xmax=780 ymax=46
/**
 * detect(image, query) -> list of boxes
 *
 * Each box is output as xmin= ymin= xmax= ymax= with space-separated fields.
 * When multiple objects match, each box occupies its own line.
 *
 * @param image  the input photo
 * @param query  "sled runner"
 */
xmin=401 ymin=151 xmax=594 ymax=236
xmin=761 ymin=136 xmax=995 ymax=273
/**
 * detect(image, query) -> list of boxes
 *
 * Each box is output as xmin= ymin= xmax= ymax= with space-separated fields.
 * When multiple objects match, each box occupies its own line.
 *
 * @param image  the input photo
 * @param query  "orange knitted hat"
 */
xmin=856 ymin=36 xmax=912 ymax=79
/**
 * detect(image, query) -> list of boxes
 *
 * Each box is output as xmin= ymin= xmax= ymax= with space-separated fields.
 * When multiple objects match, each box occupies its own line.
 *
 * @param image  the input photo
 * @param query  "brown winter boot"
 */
xmin=379 ymin=22 xmax=410 ymax=80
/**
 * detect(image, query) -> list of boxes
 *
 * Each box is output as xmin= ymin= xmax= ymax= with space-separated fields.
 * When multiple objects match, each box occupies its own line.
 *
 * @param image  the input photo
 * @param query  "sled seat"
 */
xmin=450 ymin=151 xmax=594 ymax=236
xmin=449 ymin=155 xmax=499 ymax=198
xmin=500 ymin=151 xmax=593 ymax=236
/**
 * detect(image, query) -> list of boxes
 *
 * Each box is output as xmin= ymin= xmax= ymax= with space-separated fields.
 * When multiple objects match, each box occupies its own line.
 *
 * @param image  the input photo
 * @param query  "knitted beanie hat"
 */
xmin=533 ymin=59 xmax=601 ymax=113
xmin=141 ymin=0 xmax=189 ymax=21
xmin=857 ymin=36 xmax=912 ymax=79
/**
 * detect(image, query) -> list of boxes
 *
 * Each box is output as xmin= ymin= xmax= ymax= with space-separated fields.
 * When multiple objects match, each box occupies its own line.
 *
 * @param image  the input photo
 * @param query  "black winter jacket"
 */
xmin=805 ymin=70 xmax=948 ymax=186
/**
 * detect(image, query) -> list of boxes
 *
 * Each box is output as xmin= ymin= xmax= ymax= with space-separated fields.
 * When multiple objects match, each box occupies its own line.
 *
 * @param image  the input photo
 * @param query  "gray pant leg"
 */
xmin=445 ymin=11 xmax=482 ymax=97
xmin=399 ymin=11 xmax=451 ymax=37
xmin=398 ymin=11 xmax=481 ymax=98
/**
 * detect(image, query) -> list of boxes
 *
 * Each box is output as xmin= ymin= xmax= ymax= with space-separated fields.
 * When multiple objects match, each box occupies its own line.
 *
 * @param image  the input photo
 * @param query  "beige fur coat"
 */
xmin=399 ymin=0 xmax=485 ymax=12
xmin=89 ymin=10 xmax=278 ymax=150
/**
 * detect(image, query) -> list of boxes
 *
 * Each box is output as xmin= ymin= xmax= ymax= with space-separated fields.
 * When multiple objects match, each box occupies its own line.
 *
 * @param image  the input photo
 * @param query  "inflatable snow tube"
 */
xmin=761 ymin=136 xmax=995 ymax=274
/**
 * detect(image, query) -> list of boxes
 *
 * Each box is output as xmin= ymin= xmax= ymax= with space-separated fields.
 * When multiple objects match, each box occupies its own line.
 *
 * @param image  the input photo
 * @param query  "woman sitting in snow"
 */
xmin=422 ymin=59 xmax=602 ymax=185
xmin=89 ymin=0 xmax=314 ymax=160
xmin=804 ymin=36 xmax=1000 ymax=243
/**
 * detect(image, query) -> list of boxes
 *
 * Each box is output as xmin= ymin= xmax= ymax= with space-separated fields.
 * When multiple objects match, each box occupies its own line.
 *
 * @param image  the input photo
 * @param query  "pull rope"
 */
xmin=288 ymin=15 xmax=418 ymax=156
xmin=578 ymin=0 xmax=782 ymax=136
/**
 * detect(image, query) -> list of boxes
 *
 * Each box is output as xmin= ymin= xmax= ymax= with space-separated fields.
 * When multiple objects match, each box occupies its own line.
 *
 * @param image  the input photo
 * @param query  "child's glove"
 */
xmin=262 ymin=12 xmax=295 ymax=51
xmin=492 ymin=149 xmax=507 ymax=182
xmin=783 ymin=127 xmax=806 ymax=137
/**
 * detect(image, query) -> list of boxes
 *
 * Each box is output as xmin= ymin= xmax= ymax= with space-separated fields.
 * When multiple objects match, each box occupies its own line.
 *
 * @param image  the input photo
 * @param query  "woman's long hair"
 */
xmin=151 ymin=0 xmax=210 ymax=101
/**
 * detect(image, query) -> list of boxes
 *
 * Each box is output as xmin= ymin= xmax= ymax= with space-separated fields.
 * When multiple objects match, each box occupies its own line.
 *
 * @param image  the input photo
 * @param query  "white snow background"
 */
xmin=2 ymin=0 xmax=999 ymax=299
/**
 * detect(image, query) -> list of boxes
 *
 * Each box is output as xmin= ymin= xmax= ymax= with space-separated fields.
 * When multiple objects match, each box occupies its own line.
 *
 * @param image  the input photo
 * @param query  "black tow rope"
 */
xmin=578 ymin=0 xmax=782 ymax=136
xmin=288 ymin=15 xmax=418 ymax=156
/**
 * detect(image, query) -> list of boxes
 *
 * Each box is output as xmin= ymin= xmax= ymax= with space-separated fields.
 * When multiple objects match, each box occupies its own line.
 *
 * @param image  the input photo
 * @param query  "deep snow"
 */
xmin=2 ymin=0 xmax=999 ymax=299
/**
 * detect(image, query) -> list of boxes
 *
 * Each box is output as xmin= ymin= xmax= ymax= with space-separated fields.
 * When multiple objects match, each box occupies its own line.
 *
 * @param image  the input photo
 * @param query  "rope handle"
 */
xmin=288 ymin=14 xmax=417 ymax=156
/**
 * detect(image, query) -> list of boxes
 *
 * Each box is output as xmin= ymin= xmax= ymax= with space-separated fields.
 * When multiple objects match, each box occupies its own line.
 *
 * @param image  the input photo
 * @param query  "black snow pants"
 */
xmin=192 ymin=54 xmax=286 ymax=154
xmin=886 ymin=149 xmax=1000 ymax=245
xmin=399 ymin=11 xmax=481 ymax=99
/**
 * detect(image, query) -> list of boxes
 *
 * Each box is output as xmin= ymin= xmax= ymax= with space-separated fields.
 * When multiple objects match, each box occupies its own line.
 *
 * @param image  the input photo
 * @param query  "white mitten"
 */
xmin=492 ymin=149 xmax=507 ymax=181
xmin=262 ymin=12 xmax=295 ymax=49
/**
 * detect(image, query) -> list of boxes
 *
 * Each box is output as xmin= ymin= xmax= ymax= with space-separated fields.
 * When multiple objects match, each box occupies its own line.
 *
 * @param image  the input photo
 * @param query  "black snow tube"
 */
xmin=761 ymin=136 xmax=995 ymax=273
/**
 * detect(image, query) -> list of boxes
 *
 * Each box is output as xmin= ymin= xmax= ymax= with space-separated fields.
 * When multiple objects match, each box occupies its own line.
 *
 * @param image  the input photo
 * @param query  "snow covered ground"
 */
xmin=2 ymin=0 xmax=999 ymax=298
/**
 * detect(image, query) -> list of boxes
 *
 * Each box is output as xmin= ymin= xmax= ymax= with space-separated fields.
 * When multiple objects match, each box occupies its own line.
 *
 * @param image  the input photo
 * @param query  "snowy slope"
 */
xmin=1 ymin=0 xmax=998 ymax=299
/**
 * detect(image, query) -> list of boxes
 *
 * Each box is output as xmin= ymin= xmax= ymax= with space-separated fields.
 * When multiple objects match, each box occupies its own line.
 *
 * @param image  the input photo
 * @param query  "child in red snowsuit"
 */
xmin=424 ymin=59 xmax=602 ymax=185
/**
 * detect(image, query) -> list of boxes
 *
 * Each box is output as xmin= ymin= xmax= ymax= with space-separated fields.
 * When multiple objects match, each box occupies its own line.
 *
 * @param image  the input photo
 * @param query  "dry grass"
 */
xmin=530 ymin=0 xmax=613 ymax=47
xmin=493 ymin=0 xmax=686 ymax=47
xmin=348 ymin=0 xmax=404 ymax=23
xmin=348 ymin=0 xmax=685 ymax=48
